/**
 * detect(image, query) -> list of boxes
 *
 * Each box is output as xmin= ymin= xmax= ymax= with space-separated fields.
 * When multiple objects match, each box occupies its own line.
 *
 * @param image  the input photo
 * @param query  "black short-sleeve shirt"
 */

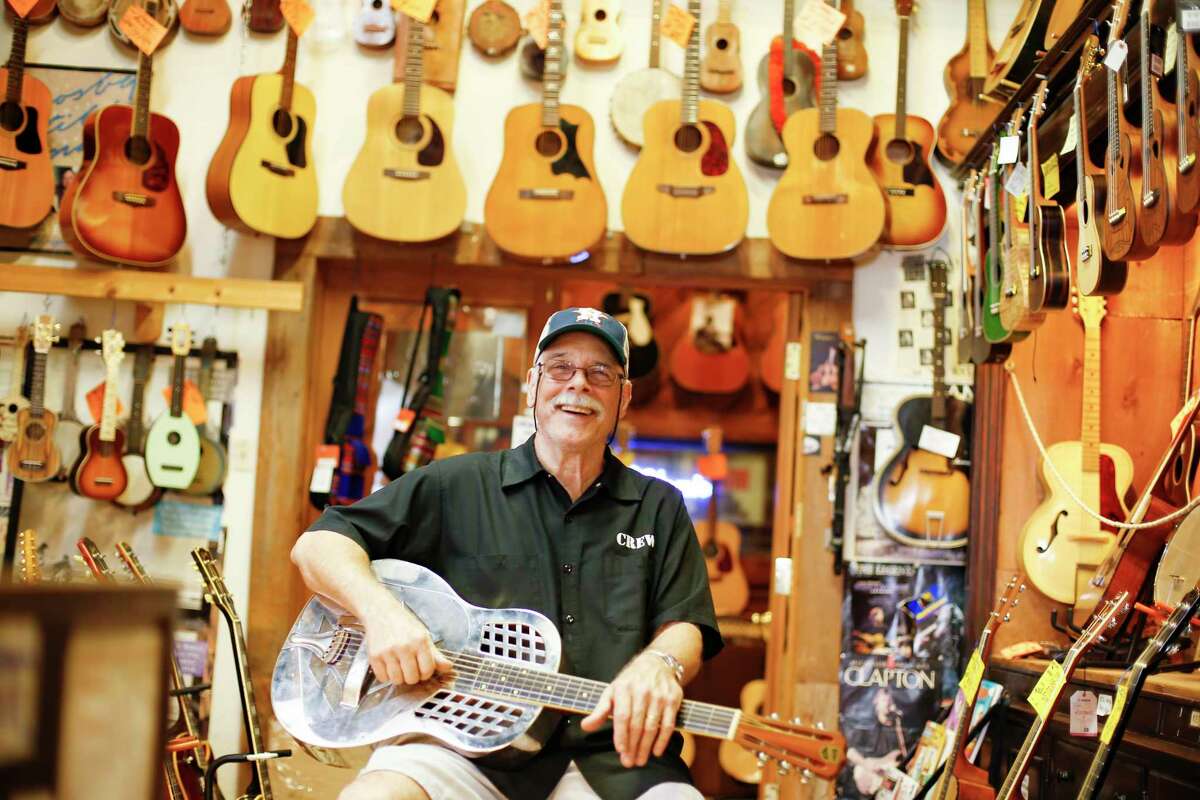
xmin=307 ymin=434 xmax=724 ymax=800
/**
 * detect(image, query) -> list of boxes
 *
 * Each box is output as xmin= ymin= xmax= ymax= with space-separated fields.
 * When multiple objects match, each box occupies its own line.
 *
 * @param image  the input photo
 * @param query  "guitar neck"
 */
xmin=781 ymin=0 xmax=794 ymax=74
xmin=680 ymin=0 xmax=701 ymax=125
xmin=401 ymin=16 xmax=425 ymax=117
xmin=817 ymin=0 xmax=837 ymax=132
xmin=894 ymin=15 xmax=910 ymax=141
xmin=5 ymin=15 xmax=29 ymax=106
xmin=716 ymin=0 xmax=731 ymax=24
xmin=100 ymin=360 xmax=120 ymax=442
xmin=1141 ymin=11 xmax=1156 ymax=156
xmin=1074 ymin=80 xmax=1088 ymax=200
xmin=931 ymin=291 xmax=947 ymax=426
xmin=967 ymin=0 xmax=988 ymax=79
xmin=1081 ymin=316 xmax=1102 ymax=471
xmin=1180 ymin=26 xmax=1194 ymax=168
xmin=223 ymin=610 xmax=272 ymax=798
xmin=170 ymin=353 xmax=186 ymax=418
xmin=62 ymin=345 xmax=82 ymax=423
xmin=280 ymin=27 xmax=300 ymax=112
xmin=995 ymin=686 xmax=1054 ymax=799
xmin=648 ymin=0 xmax=663 ymax=68
xmin=29 ymin=350 xmax=46 ymax=418
xmin=541 ymin=0 xmax=564 ymax=127
xmin=128 ymin=350 xmax=153 ymax=450
xmin=1107 ymin=51 xmax=1122 ymax=167
xmin=132 ymin=47 xmax=153 ymax=141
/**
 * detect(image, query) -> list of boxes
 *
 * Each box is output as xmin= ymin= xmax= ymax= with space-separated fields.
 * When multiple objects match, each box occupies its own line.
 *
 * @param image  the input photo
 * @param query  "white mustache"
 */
xmin=552 ymin=392 xmax=604 ymax=413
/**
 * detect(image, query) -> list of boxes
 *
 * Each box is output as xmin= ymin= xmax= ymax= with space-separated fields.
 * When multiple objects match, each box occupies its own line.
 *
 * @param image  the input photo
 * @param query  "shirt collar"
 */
xmin=501 ymin=435 xmax=642 ymax=501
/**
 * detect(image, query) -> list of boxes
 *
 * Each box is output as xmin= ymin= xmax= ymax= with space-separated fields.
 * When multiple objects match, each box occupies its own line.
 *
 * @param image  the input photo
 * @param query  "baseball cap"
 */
xmin=535 ymin=308 xmax=630 ymax=367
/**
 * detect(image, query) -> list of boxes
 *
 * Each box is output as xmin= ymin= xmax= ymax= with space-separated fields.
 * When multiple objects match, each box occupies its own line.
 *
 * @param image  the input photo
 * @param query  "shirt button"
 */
xmin=562 ymin=563 xmax=574 ymax=574
xmin=564 ymin=614 xmax=576 ymax=624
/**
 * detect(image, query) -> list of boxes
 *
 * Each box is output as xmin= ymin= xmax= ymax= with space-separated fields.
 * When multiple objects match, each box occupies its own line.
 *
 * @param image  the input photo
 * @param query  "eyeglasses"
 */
xmin=538 ymin=360 xmax=624 ymax=388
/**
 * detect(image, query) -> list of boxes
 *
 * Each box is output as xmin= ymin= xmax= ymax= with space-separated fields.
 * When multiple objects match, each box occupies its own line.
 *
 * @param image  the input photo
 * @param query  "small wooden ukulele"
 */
xmin=1024 ymin=79 xmax=1070 ymax=315
xmin=699 ymin=0 xmax=741 ymax=94
xmin=575 ymin=0 xmax=622 ymax=64
xmin=245 ymin=0 xmax=282 ymax=32
xmin=145 ymin=323 xmax=201 ymax=489
xmin=352 ymin=0 xmax=395 ymax=47
xmin=8 ymin=314 xmax=61 ymax=483
xmin=1174 ymin=20 xmax=1200 ymax=218
xmin=72 ymin=330 xmax=129 ymax=501
xmin=935 ymin=0 xmax=998 ymax=167
xmin=835 ymin=0 xmax=867 ymax=80
xmin=179 ymin=0 xmax=231 ymax=35
xmin=0 ymin=8 xmax=54 ymax=229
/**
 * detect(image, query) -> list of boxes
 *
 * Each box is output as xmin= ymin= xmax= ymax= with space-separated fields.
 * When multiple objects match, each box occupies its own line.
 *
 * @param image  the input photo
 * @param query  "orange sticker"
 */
xmin=696 ymin=453 xmax=728 ymax=482
xmin=118 ymin=4 xmax=169 ymax=57
xmin=162 ymin=379 xmax=207 ymax=425
xmin=394 ymin=408 xmax=416 ymax=433
xmin=522 ymin=0 xmax=550 ymax=50
xmin=660 ymin=3 xmax=696 ymax=49
xmin=85 ymin=382 xmax=125 ymax=423
xmin=8 ymin=0 xmax=40 ymax=18
xmin=392 ymin=0 xmax=436 ymax=23
xmin=280 ymin=0 xmax=315 ymax=36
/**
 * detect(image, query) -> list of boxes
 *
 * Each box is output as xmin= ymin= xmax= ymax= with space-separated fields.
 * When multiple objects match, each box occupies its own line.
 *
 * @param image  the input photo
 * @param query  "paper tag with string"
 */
xmin=523 ymin=0 xmax=550 ymax=49
xmin=162 ymin=380 xmax=207 ymax=425
xmin=8 ymin=0 xmax=40 ymax=18
xmin=1060 ymin=111 xmax=1078 ymax=156
xmin=309 ymin=444 xmax=338 ymax=493
xmin=1042 ymin=153 xmax=1061 ymax=200
xmin=85 ymin=383 xmax=125 ymax=423
xmin=660 ymin=3 xmax=696 ymax=48
xmin=1027 ymin=659 xmax=1066 ymax=720
xmin=280 ymin=0 xmax=315 ymax=36
xmin=118 ymin=4 xmax=169 ymax=56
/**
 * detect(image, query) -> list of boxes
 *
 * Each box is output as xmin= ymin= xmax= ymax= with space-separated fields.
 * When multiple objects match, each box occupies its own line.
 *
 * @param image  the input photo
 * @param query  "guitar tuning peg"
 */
xmin=799 ymin=768 xmax=812 ymax=785
xmin=768 ymin=712 xmax=781 ymax=721
xmin=789 ymin=716 xmax=803 ymax=725
xmin=815 ymin=720 xmax=825 ymax=730
xmin=756 ymin=752 xmax=770 ymax=766
xmin=777 ymin=761 xmax=792 ymax=777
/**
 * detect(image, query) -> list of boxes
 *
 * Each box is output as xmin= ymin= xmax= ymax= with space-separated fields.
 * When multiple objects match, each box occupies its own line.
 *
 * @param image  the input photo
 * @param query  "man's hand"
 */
xmin=579 ymin=652 xmax=683 ymax=768
xmin=362 ymin=599 xmax=454 ymax=686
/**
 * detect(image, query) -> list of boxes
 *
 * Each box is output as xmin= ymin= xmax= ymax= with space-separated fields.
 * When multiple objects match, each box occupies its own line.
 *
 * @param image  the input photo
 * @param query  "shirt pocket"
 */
xmin=446 ymin=553 xmax=544 ymax=612
xmin=602 ymin=551 xmax=650 ymax=633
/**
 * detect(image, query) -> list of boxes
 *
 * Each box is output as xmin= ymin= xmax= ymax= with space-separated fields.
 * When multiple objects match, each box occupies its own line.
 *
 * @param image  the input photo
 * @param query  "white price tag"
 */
xmin=774 ymin=556 xmax=793 ymax=596
xmin=998 ymin=135 xmax=1020 ymax=165
xmin=804 ymin=401 xmax=837 ymax=436
xmin=1166 ymin=24 xmax=1180 ymax=75
xmin=1097 ymin=692 xmax=1114 ymax=716
xmin=1060 ymin=111 xmax=1079 ymax=155
xmin=784 ymin=342 xmax=803 ymax=381
xmin=309 ymin=454 xmax=337 ymax=493
xmin=793 ymin=0 xmax=846 ymax=52
xmin=1004 ymin=162 xmax=1029 ymax=197
xmin=1183 ymin=7 xmax=1200 ymax=33
xmin=1070 ymin=690 xmax=1099 ymax=737
xmin=511 ymin=413 xmax=535 ymax=447
xmin=1104 ymin=39 xmax=1129 ymax=71
xmin=918 ymin=425 xmax=961 ymax=459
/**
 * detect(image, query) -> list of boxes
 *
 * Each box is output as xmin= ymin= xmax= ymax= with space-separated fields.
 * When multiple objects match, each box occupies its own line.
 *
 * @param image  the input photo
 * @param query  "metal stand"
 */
xmin=203 ymin=749 xmax=292 ymax=800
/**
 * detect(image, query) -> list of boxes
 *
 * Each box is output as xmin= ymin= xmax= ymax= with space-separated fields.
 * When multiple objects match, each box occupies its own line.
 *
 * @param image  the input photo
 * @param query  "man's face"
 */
xmin=526 ymin=332 xmax=631 ymax=451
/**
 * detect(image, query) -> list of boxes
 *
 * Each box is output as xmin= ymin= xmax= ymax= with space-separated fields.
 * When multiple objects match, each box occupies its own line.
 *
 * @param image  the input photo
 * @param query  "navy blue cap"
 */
xmin=535 ymin=308 xmax=629 ymax=367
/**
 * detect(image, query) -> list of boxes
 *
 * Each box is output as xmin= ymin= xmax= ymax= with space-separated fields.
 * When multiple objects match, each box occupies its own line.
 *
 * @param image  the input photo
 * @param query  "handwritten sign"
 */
xmin=1042 ymin=153 xmax=1060 ymax=200
xmin=280 ymin=0 xmax=314 ymax=37
xmin=85 ymin=382 xmax=125 ymax=422
xmin=660 ymin=3 xmax=696 ymax=49
xmin=793 ymin=0 xmax=846 ymax=52
xmin=1027 ymin=659 xmax=1066 ymax=721
xmin=393 ymin=0 xmax=436 ymax=22
xmin=522 ymin=0 xmax=550 ymax=50
xmin=958 ymin=650 xmax=985 ymax=698
xmin=1100 ymin=684 xmax=1128 ymax=744
xmin=118 ymin=4 xmax=169 ymax=57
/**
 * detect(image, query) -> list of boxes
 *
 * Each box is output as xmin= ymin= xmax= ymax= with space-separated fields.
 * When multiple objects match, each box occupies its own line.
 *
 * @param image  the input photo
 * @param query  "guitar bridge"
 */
xmin=802 ymin=194 xmax=848 ymax=205
xmin=924 ymin=510 xmax=945 ymax=538
xmin=885 ymin=187 xmax=915 ymax=197
xmin=261 ymin=159 xmax=296 ymax=177
xmin=519 ymin=188 xmax=574 ymax=200
xmin=656 ymin=184 xmax=715 ymax=198
xmin=0 ymin=156 xmax=27 ymax=171
xmin=18 ymin=460 xmax=44 ymax=470
xmin=1181 ymin=154 xmax=1197 ymax=174
xmin=1107 ymin=207 xmax=1127 ymax=225
xmin=384 ymin=168 xmax=431 ymax=181
xmin=112 ymin=191 xmax=155 ymax=207
xmin=1143 ymin=189 xmax=1161 ymax=208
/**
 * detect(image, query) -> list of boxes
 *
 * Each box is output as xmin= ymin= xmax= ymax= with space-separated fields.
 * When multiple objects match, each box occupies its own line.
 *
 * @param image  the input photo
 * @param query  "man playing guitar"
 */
xmin=292 ymin=308 xmax=722 ymax=800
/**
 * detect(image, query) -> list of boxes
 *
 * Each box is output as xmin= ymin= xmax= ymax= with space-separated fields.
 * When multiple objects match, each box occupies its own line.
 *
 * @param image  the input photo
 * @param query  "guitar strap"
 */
xmin=382 ymin=287 xmax=461 ymax=480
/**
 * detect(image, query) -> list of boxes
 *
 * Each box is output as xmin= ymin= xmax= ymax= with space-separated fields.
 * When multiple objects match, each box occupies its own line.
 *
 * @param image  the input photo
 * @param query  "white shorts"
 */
xmin=362 ymin=743 xmax=703 ymax=800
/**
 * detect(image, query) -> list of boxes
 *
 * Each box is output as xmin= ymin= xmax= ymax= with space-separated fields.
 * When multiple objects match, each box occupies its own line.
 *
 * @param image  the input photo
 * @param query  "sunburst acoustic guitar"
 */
xmin=72 ymin=329 xmax=129 ymax=501
xmin=0 ymin=9 xmax=54 ymax=229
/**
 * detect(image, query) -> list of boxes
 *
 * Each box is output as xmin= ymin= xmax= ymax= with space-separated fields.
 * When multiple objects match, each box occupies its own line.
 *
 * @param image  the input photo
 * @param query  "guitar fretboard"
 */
xmin=28 ymin=350 xmax=46 ymax=418
xmin=1081 ymin=308 xmax=1103 ymax=472
xmin=131 ymin=4 xmax=157 ymax=142
xmin=680 ymin=0 xmax=701 ymax=126
xmin=280 ymin=27 xmax=300 ymax=113
xmin=169 ymin=352 xmax=186 ymax=419
xmin=967 ymin=0 xmax=988 ymax=79
xmin=648 ymin=0 xmax=663 ymax=68
xmin=100 ymin=358 xmax=121 ymax=443
xmin=1141 ymin=10 xmax=1156 ymax=151
xmin=402 ymin=16 xmax=425 ymax=117
xmin=1180 ymin=24 xmax=1194 ymax=164
xmin=817 ymin=0 xmax=838 ymax=134
xmin=930 ymin=269 xmax=948 ymax=426
xmin=5 ymin=15 xmax=29 ymax=106
xmin=716 ymin=0 xmax=731 ymax=24
xmin=128 ymin=347 xmax=153 ymax=453
xmin=541 ymin=0 xmax=565 ymax=128
xmin=893 ymin=15 xmax=911 ymax=142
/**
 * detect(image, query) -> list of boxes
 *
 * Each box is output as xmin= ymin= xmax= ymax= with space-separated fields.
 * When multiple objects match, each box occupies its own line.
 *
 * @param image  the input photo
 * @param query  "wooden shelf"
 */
xmin=0 ymin=263 xmax=304 ymax=312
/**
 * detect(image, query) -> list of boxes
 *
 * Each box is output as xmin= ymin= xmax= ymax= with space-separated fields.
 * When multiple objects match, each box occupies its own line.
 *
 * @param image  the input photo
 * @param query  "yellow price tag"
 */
xmin=1100 ymin=684 xmax=1128 ymax=744
xmin=118 ymin=4 xmax=169 ymax=57
xmin=1013 ymin=192 xmax=1029 ymax=223
xmin=392 ymin=0 xmax=436 ymax=23
xmin=660 ymin=3 xmax=696 ymax=49
xmin=522 ymin=0 xmax=550 ymax=49
xmin=1027 ymin=660 xmax=1066 ymax=721
xmin=280 ymin=0 xmax=314 ymax=37
xmin=958 ymin=650 xmax=985 ymax=699
xmin=1041 ymin=153 xmax=1060 ymax=200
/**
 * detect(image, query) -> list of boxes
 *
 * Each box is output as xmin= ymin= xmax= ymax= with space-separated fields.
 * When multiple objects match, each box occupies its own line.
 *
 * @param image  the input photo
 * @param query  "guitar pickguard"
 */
xmin=550 ymin=119 xmax=590 ymax=180
xmin=286 ymin=116 xmax=309 ymax=169
xmin=142 ymin=142 xmax=171 ymax=193
xmin=701 ymin=121 xmax=730 ymax=177
xmin=15 ymin=105 xmax=42 ymax=155
xmin=417 ymin=116 xmax=446 ymax=167
xmin=900 ymin=141 xmax=935 ymax=188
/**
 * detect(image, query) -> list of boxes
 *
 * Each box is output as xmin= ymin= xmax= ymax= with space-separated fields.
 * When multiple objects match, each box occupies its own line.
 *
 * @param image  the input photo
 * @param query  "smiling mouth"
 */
xmin=556 ymin=404 xmax=597 ymax=416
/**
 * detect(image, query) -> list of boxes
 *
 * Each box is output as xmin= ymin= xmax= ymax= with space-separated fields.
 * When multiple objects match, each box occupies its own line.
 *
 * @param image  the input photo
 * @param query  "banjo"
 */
xmin=272 ymin=560 xmax=845 ymax=777
xmin=609 ymin=0 xmax=681 ymax=148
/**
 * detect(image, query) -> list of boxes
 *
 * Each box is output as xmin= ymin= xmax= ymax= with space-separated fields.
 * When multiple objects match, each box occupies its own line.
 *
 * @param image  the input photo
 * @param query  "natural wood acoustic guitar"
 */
xmin=343 ymin=14 xmax=466 ymax=242
xmin=206 ymin=24 xmax=318 ymax=239
xmin=699 ymin=0 xmax=741 ymax=94
xmin=835 ymin=0 xmax=867 ymax=80
xmin=575 ymin=0 xmax=622 ymax=64
xmin=1173 ymin=21 xmax=1200 ymax=218
xmin=744 ymin=0 xmax=815 ymax=169
xmin=934 ymin=0 xmax=997 ymax=167
xmin=8 ymin=314 xmax=61 ymax=483
xmin=114 ymin=344 xmax=163 ymax=512
xmin=145 ymin=324 xmax=201 ymax=489
xmin=693 ymin=426 xmax=749 ymax=617
xmin=71 ymin=329 xmax=129 ymax=501
xmin=767 ymin=4 xmax=883 ymax=262
xmin=609 ymin=0 xmax=678 ymax=148
xmin=178 ymin=0 xmax=230 ymax=35
xmin=866 ymin=0 xmax=946 ymax=249
xmin=421 ymin=0 xmax=465 ymax=91
xmin=668 ymin=293 xmax=751 ymax=398
xmin=485 ymin=0 xmax=606 ymax=262
xmin=622 ymin=0 xmax=747 ymax=255
xmin=0 ymin=10 xmax=54 ymax=229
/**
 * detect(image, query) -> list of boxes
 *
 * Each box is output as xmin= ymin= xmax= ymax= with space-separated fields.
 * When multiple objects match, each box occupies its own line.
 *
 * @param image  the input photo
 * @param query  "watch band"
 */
xmin=644 ymin=649 xmax=685 ymax=684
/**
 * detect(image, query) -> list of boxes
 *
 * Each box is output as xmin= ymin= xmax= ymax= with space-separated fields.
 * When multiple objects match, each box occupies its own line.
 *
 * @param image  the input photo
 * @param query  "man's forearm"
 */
xmin=645 ymin=621 xmax=704 ymax=685
xmin=291 ymin=530 xmax=401 ymax=621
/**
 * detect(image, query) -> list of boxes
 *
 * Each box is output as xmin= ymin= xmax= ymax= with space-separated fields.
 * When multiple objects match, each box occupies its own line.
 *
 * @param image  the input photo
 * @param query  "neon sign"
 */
xmin=629 ymin=464 xmax=713 ymax=499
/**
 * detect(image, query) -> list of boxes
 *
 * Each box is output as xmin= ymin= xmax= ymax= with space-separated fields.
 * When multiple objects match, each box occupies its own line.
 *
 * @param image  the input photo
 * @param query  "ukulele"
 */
xmin=717 ymin=678 xmax=766 ymax=783
xmin=8 ymin=314 xmax=61 ymax=483
xmin=77 ymin=536 xmax=116 ymax=581
xmin=1099 ymin=0 xmax=1156 ymax=263
xmin=484 ymin=0 xmax=606 ymax=262
xmin=982 ymin=0 xmax=1054 ymax=101
xmin=866 ymin=0 xmax=946 ymax=249
xmin=1044 ymin=0 xmax=1084 ymax=49
xmin=600 ymin=290 xmax=659 ymax=382
xmin=467 ymin=0 xmax=521 ymax=56
xmin=245 ymin=0 xmax=282 ymax=32
xmin=108 ymin=0 xmax=179 ymax=48
xmin=72 ymin=330 xmax=129 ymax=501
xmin=1161 ymin=288 xmax=1200 ymax=508
xmin=1019 ymin=298 xmax=1133 ymax=603
xmin=996 ymin=105 xmax=1044 ymax=337
xmin=622 ymin=0 xmax=747 ymax=255
xmin=667 ymin=293 xmax=751 ymax=397
xmin=1074 ymin=35 xmax=1127 ymax=296
xmin=0 ymin=325 xmax=30 ymax=444
xmin=574 ymin=0 xmax=622 ymax=64
xmin=609 ymin=0 xmax=678 ymax=149
xmin=193 ymin=547 xmax=274 ymax=800
xmin=52 ymin=323 xmax=86 ymax=482
xmin=699 ymin=0 xmax=740 ymax=94
xmin=993 ymin=593 xmax=1131 ymax=800
xmin=114 ymin=345 xmax=164 ymax=512
xmin=874 ymin=262 xmax=971 ymax=549
xmin=0 ymin=8 xmax=54 ymax=229
xmin=186 ymin=337 xmax=227 ymax=496
xmin=343 ymin=14 xmax=466 ymax=243
xmin=206 ymin=23 xmax=318 ymax=239
xmin=57 ymin=0 xmax=109 ymax=27
xmin=1025 ymin=80 xmax=1070 ymax=315
xmin=17 ymin=528 xmax=40 ymax=584
xmin=145 ymin=324 xmax=201 ymax=489
xmin=694 ymin=426 xmax=749 ymax=617
xmin=1174 ymin=20 xmax=1200 ymax=218
xmin=835 ymin=0 xmax=867 ymax=81
xmin=767 ymin=3 xmax=884 ymax=263
xmin=179 ymin=0 xmax=230 ymax=35
xmin=745 ymin=0 xmax=816 ymax=169
xmin=935 ymin=0 xmax=998 ymax=167
xmin=117 ymin=541 xmax=211 ymax=799
xmin=980 ymin=141 xmax=1026 ymax=347
xmin=352 ymin=0 xmax=395 ymax=47
xmin=929 ymin=575 xmax=1025 ymax=800
xmin=65 ymin=0 xmax=187 ymax=268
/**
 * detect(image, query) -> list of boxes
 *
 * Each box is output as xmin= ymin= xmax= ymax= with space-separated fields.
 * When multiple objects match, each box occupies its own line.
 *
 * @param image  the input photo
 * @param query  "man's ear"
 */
xmin=618 ymin=379 xmax=632 ymax=418
xmin=525 ymin=368 xmax=537 ymax=408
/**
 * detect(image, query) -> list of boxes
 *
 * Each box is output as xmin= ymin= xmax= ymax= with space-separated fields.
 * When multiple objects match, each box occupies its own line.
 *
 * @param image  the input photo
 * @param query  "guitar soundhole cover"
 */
xmin=674 ymin=124 xmax=703 ymax=154
xmin=535 ymin=130 xmax=564 ymax=158
xmin=480 ymin=622 xmax=549 ymax=665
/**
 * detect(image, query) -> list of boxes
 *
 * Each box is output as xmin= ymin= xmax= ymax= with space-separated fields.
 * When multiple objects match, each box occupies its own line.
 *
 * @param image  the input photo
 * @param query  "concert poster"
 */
xmin=836 ymin=562 xmax=965 ymax=799
xmin=808 ymin=330 xmax=840 ymax=394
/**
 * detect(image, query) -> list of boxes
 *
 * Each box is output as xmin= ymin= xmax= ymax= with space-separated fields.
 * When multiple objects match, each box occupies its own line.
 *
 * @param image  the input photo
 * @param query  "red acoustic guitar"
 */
xmin=668 ymin=293 xmax=751 ymax=398
xmin=71 ymin=329 xmax=129 ymax=501
xmin=61 ymin=0 xmax=186 ymax=268
xmin=694 ymin=426 xmax=749 ymax=617
xmin=0 ymin=9 xmax=54 ymax=229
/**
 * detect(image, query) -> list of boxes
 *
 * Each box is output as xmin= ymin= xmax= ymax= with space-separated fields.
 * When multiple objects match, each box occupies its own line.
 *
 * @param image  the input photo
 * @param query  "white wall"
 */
xmin=0 ymin=0 xmax=1021 ymax=787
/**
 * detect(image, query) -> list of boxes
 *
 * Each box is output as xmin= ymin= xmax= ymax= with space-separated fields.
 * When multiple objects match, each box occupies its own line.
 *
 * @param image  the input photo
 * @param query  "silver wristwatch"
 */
xmin=644 ymin=649 xmax=685 ymax=684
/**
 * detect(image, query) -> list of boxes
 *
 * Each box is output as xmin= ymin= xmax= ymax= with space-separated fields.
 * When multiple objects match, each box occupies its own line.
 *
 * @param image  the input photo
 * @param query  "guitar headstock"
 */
xmin=116 ymin=541 xmax=151 ymax=584
xmin=67 ymin=321 xmax=86 ymax=355
xmin=1071 ymin=591 xmax=1130 ymax=662
xmin=893 ymin=0 xmax=913 ymax=17
xmin=170 ymin=323 xmax=192 ymax=357
xmin=732 ymin=713 xmax=846 ymax=779
xmin=1142 ymin=585 xmax=1200 ymax=662
xmin=928 ymin=261 xmax=948 ymax=304
xmin=77 ymin=537 xmax=117 ymax=582
xmin=18 ymin=529 xmax=41 ymax=584
xmin=192 ymin=547 xmax=238 ymax=621
xmin=984 ymin=574 xmax=1026 ymax=635
xmin=1079 ymin=33 xmax=1102 ymax=78
xmin=1031 ymin=79 xmax=1049 ymax=122
xmin=32 ymin=315 xmax=60 ymax=355
xmin=697 ymin=426 xmax=728 ymax=482
xmin=1072 ymin=290 xmax=1107 ymax=330
xmin=99 ymin=329 xmax=126 ymax=371
xmin=1108 ymin=0 xmax=1132 ymax=46
xmin=133 ymin=345 xmax=154 ymax=383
